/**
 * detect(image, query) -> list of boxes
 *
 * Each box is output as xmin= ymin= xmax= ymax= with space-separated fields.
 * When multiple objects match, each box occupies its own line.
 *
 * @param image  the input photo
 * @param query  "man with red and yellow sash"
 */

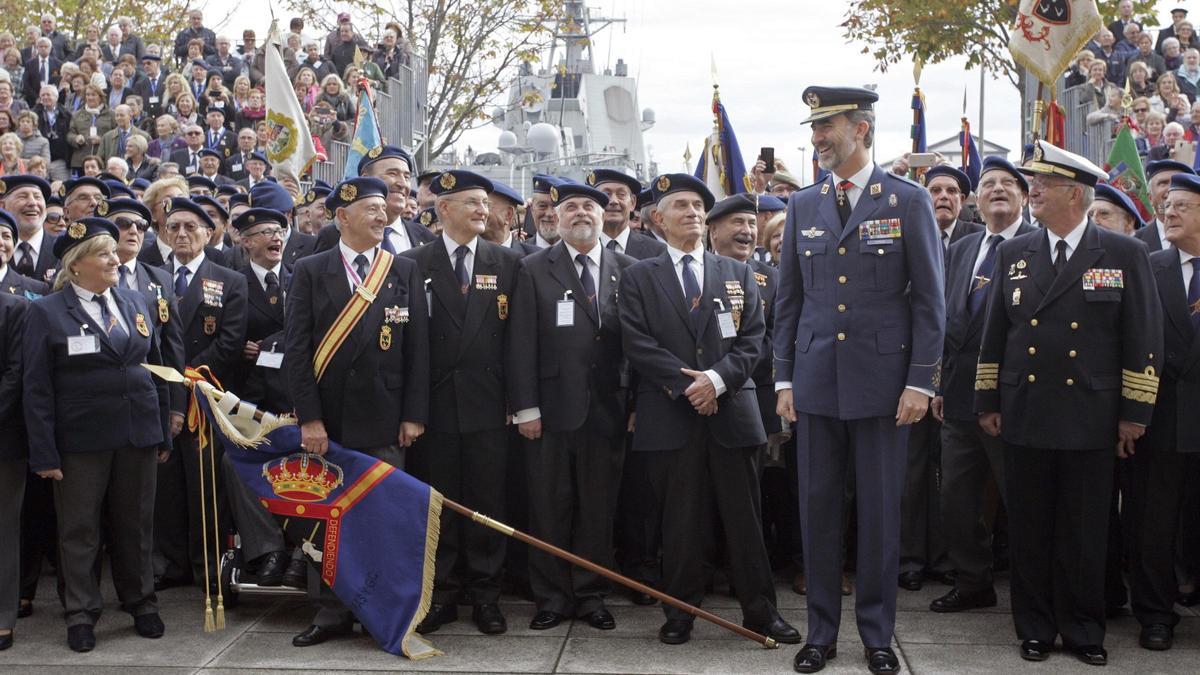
xmin=284 ymin=175 xmax=430 ymax=647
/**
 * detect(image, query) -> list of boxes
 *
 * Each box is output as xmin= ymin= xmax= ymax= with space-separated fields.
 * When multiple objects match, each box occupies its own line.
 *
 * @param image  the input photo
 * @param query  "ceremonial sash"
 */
xmin=313 ymin=249 xmax=393 ymax=381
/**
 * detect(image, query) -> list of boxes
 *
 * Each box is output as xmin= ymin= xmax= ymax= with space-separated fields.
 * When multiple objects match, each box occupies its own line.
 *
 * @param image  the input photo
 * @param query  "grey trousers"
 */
xmin=221 ymin=455 xmax=285 ymax=561
xmin=939 ymin=417 xmax=1007 ymax=593
xmin=55 ymin=447 xmax=158 ymax=627
xmin=0 ymin=458 xmax=27 ymax=630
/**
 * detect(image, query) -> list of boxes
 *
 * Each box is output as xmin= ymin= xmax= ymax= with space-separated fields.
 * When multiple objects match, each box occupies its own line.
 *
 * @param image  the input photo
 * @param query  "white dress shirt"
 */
xmin=441 ymin=232 xmax=477 ymax=280
xmin=385 ymin=216 xmax=412 ymax=253
xmin=249 ymin=261 xmax=283 ymax=291
xmin=156 ymin=235 xmax=173 ymax=264
xmin=1045 ymin=216 xmax=1089 ymax=264
xmin=1154 ymin=219 xmax=1169 ymax=250
xmin=1180 ymin=248 xmax=1198 ymax=290
xmin=172 ymin=252 xmax=206 ymax=288
xmin=71 ymin=283 xmax=129 ymax=335
xmin=534 ymin=233 xmax=555 ymax=249
xmin=666 ymin=244 xmax=727 ymax=396
xmin=599 ymin=226 xmax=633 ymax=254
xmin=337 ymin=240 xmax=378 ymax=291
xmin=16 ymin=228 xmax=44 ymax=268
xmin=831 ymin=162 xmax=875 ymax=210
xmin=972 ymin=217 xmax=1025 ymax=276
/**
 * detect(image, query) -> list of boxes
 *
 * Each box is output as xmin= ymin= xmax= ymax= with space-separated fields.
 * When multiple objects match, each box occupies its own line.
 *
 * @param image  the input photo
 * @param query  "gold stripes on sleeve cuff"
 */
xmin=975 ymin=362 xmax=999 ymax=391
xmin=1122 ymin=368 xmax=1159 ymax=404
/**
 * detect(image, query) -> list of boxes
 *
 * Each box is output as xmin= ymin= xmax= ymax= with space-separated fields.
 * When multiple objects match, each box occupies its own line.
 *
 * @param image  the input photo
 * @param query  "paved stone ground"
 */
xmin=2 ymin=575 xmax=1198 ymax=673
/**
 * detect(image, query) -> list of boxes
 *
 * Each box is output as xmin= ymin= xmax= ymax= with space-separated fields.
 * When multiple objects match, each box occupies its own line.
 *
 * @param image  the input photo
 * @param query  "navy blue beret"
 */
xmin=649 ymin=173 xmax=715 ymax=211
xmin=430 ymin=170 xmax=493 ymax=197
xmin=53 ymin=217 xmax=119 ymax=259
xmin=166 ymin=197 xmax=215 ymax=229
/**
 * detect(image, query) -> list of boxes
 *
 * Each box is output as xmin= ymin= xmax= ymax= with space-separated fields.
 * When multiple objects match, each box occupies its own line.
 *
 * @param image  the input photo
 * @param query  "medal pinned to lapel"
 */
xmin=379 ymin=325 xmax=393 ymax=350
xmin=384 ymin=304 xmax=409 ymax=324
xmin=135 ymin=313 xmax=150 ymax=337
xmin=754 ymin=272 xmax=768 ymax=287
xmin=1012 ymin=287 xmax=1021 ymax=306
xmin=203 ymin=315 xmax=217 ymax=335
xmin=497 ymin=293 xmax=509 ymax=320
xmin=888 ymin=194 xmax=898 ymax=207
xmin=1008 ymin=260 xmax=1028 ymax=280
xmin=869 ymin=183 xmax=882 ymax=196
xmin=724 ymin=280 xmax=744 ymax=297
xmin=820 ymin=183 xmax=830 ymax=195
xmin=475 ymin=274 xmax=498 ymax=291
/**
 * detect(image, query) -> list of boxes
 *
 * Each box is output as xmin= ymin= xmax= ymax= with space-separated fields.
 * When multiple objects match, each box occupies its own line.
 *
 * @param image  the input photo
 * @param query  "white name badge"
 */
xmin=67 ymin=334 xmax=100 ymax=356
xmin=231 ymin=163 xmax=242 ymax=173
xmin=88 ymin=125 xmax=98 ymax=139
xmin=717 ymin=312 xmax=737 ymax=339
xmin=148 ymin=96 xmax=159 ymax=104
xmin=556 ymin=299 xmax=574 ymax=327
xmin=256 ymin=350 xmax=283 ymax=369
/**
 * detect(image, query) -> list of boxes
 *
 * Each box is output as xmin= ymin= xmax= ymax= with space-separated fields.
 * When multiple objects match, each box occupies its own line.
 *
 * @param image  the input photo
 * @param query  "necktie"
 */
xmin=836 ymin=180 xmax=853 ymax=225
xmin=189 ymin=151 xmax=197 ymax=170
xmin=681 ymin=253 xmax=702 ymax=322
xmin=1053 ymin=239 xmax=1068 ymax=276
xmin=15 ymin=241 xmax=34 ymax=276
xmin=577 ymin=253 xmax=598 ymax=318
xmin=42 ymin=58 xmax=48 ymax=82
xmin=454 ymin=245 xmax=470 ymax=295
xmin=941 ymin=230 xmax=950 ymax=251
xmin=175 ymin=266 xmax=189 ymax=297
xmin=94 ymin=293 xmax=129 ymax=348
xmin=381 ymin=227 xmax=397 ymax=254
xmin=117 ymin=129 xmax=127 ymax=156
xmin=1188 ymin=258 xmax=1200 ymax=332
xmin=606 ymin=239 xmax=619 ymax=252
xmin=968 ymin=235 xmax=1003 ymax=316
xmin=264 ymin=270 xmax=281 ymax=306
xmin=209 ymin=130 xmax=217 ymax=148
xmin=150 ymin=77 xmax=158 ymax=94
xmin=118 ymin=265 xmax=132 ymax=290
xmin=353 ymin=254 xmax=368 ymax=283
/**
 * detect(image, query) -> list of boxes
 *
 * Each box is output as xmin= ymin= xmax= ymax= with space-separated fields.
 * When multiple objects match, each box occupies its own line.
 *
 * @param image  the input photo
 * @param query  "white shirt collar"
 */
xmin=71 ymin=282 xmax=111 ymax=303
xmin=599 ymin=226 xmax=631 ymax=251
xmin=1157 ymin=219 xmax=1169 ymax=247
xmin=338 ymin=239 xmax=377 ymax=265
xmin=1179 ymin=247 xmax=1196 ymax=266
xmin=156 ymin=234 xmax=172 ymax=262
xmin=535 ymin=233 xmax=555 ymax=249
xmin=1046 ymin=216 xmax=1089 ymax=255
xmin=667 ymin=243 xmax=705 ymax=266
xmin=987 ymin=216 xmax=1025 ymax=242
xmin=833 ymin=162 xmax=875 ymax=191
xmin=20 ymin=226 xmax=44 ymax=249
xmin=175 ymin=251 xmax=205 ymax=276
xmin=500 ymin=231 xmax=514 ymax=248
xmin=120 ymin=259 xmax=138 ymax=278
xmin=441 ymin=231 xmax=477 ymax=259
xmin=249 ymin=260 xmax=282 ymax=289
xmin=386 ymin=215 xmax=408 ymax=240
xmin=563 ymin=240 xmax=601 ymax=268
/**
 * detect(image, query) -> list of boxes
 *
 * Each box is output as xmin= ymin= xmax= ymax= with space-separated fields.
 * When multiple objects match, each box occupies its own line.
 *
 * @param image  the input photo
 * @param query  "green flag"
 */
xmin=1103 ymin=123 xmax=1151 ymax=220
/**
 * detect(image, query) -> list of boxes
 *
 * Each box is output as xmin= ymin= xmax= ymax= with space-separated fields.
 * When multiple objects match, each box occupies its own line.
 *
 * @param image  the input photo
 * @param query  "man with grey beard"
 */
xmin=508 ymin=182 xmax=636 ymax=631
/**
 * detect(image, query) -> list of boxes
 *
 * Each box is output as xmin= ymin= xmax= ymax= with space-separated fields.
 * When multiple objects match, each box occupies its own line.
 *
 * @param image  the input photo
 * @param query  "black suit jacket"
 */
xmin=1141 ymin=248 xmax=1200 ymax=453
xmin=507 ymin=242 xmax=634 ymax=435
xmin=285 ymin=248 xmax=430 ymax=448
xmin=941 ymin=221 xmax=1037 ymax=421
xmin=171 ymin=257 xmax=248 ymax=383
xmin=313 ymin=219 xmax=434 ymax=254
xmin=242 ymin=329 xmax=291 ymax=414
xmin=21 ymin=56 xmax=62 ymax=106
xmin=401 ymin=237 xmax=522 ymax=433
xmin=0 ymin=293 xmax=28 ymax=460
xmin=1 ymin=266 xmax=51 ymax=298
xmin=975 ymin=223 xmax=1163 ymax=448
xmin=170 ymin=147 xmax=204 ymax=175
xmin=33 ymin=103 xmax=71 ymax=161
xmin=749 ymin=258 xmax=781 ymax=435
xmin=283 ymin=230 xmax=317 ymax=270
xmin=619 ymin=251 xmax=767 ymax=451
xmin=623 ymin=229 xmax=668 ymax=260
xmin=131 ymin=262 xmax=187 ymax=415
xmin=1135 ymin=222 xmax=1164 ymax=252
xmin=14 ymin=234 xmax=59 ymax=285
xmin=22 ymin=286 xmax=172 ymax=471
xmin=132 ymin=75 xmax=168 ymax=118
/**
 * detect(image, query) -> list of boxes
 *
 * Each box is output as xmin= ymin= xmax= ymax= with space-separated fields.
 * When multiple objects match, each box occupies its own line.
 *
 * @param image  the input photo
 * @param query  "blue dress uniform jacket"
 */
xmin=401 ymin=237 xmax=522 ymax=434
xmin=131 ymin=262 xmax=187 ymax=415
xmin=940 ymin=222 xmax=1037 ymax=421
xmin=1 ymin=266 xmax=50 ymax=298
xmin=619 ymin=251 xmax=767 ymax=451
xmin=974 ymin=223 xmax=1163 ymax=448
xmin=282 ymin=230 xmax=317 ymax=270
xmin=749 ymin=259 xmax=781 ymax=434
xmin=1141 ymin=248 xmax=1200 ymax=453
xmin=507 ymin=243 xmax=635 ymax=435
xmin=173 ymin=256 xmax=247 ymax=384
xmin=0 ymin=293 xmax=28 ymax=460
xmin=286 ymin=248 xmax=430 ymax=449
xmin=22 ymin=287 xmax=172 ymax=472
xmin=623 ymin=229 xmax=668 ymax=260
xmin=774 ymin=167 xmax=946 ymax=418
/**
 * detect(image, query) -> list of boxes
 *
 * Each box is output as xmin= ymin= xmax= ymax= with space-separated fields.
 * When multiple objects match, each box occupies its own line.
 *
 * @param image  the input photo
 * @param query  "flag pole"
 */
xmin=441 ymin=498 xmax=779 ymax=649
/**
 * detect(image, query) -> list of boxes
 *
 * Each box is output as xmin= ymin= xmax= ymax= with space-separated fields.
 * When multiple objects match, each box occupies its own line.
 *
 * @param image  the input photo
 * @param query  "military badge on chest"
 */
xmin=201 ymin=278 xmax=224 ymax=307
xmin=497 ymin=293 xmax=509 ymax=320
xmin=203 ymin=315 xmax=217 ymax=335
xmin=724 ymin=280 xmax=745 ymax=330
xmin=379 ymin=325 xmax=392 ymax=350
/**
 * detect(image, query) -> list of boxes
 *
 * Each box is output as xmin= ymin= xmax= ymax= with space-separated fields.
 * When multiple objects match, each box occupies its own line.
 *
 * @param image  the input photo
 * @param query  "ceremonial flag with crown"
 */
xmin=694 ymin=74 xmax=749 ymax=200
xmin=265 ymin=20 xmax=318 ymax=184
xmin=1009 ymin=0 xmax=1102 ymax=86
xmin=188 ymin=376 xmax=442 ymax=659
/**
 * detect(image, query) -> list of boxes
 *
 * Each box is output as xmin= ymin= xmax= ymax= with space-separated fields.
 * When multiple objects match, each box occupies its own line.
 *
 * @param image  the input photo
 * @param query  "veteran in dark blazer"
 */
xmin=592 ymin=168 xmax=666 ymax=260
xmin=285 ymin=177 xmax=430 ymax=647
xmin=0 ymin=208 xmax=50 ymax=299
xmin=1135 ymin=160 xmax=1193 ymax=253
xmin=1 ymin=175 xmax=59 ymax=285
xmin=402 ymin=170 xmax=523 ymax=637
xmin=1126 ymin=172 xmax=1200 ymax=652
xmin=0 ymin=290 xmax=27 ymax=651
xmin=507 ymin=183 xmax=635 ymax=631
xmin=621 ymin=174 xmax=798 ymax=647
xmin=22 ymin=219 xmax=172 ymax=653
xmin=775 ymin=88 xmax=944 ymax=675
xmin=932 ymin=158 xmax=1035 ymax=614
xmin=974 ymin=141 xmax=1162 ymax=666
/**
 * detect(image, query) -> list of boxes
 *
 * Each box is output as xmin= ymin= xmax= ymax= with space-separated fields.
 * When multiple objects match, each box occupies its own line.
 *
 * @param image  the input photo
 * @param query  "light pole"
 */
xmin=863 ymin=83 xmax=879 ymax=163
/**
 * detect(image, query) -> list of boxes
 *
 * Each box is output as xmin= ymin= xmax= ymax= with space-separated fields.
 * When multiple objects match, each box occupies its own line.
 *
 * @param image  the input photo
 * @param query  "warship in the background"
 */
xmin=431 ymin=0 xmax=657 ymax=196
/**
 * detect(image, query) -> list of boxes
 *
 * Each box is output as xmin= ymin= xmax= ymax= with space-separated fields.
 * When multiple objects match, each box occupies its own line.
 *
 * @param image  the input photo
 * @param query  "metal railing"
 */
xmin=1021 ymin=69 xmax=1118 ymax=166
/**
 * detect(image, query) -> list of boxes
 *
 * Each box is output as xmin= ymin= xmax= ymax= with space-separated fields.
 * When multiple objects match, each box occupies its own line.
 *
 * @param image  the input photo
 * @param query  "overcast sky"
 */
xmin=201 ymin=1 xmax=1173 ymax=177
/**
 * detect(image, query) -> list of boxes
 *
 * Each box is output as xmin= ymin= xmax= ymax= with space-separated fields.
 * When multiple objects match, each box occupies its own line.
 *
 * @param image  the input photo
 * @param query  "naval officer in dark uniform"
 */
xmin=286 ymin=176 xmax=430 ymax=646
xmin=620 ymin=173 xmax=799 ymax=647
xmin=1126 ymin=172 xmax=1200 ymax=651
xmin=975 ymin=140 xmax=1162 ymax=666
xmin=774 ymin=87 xmax=944 ymax=675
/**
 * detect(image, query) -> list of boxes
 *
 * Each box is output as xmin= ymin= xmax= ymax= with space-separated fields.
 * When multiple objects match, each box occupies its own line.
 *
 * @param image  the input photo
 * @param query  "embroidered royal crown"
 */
xmin=262 ymin=453 xmax=344 ymax=503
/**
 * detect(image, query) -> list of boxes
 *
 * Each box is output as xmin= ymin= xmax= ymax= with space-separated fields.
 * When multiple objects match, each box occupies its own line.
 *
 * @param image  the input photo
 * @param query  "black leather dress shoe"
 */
xmin=153 ymin=575 xmax=189 ymax=592
xmin=472 ymin=603 xmax=507 ymax=634
xmin=630 ymin=589 xmax=656 ymax=605
xmin=255 ymin=551 xmax=288 ymax=587
xmin=929 ymin=587 xmax=998 ymax=613
xmin=415 ymin=603 xmax=458 ymax=634
xmin=67 ymin=624 xmax=95 ymax=653
xmin=793 ymin=643 xmax=836 ymax=673
xmin=865 ymin=647 xmax=900 ymax=674
xmin=0 ymin=632 xmax=12 ymax=650
xmin=133 ymin=613 xmax=165 ymax=638
xmin=292 ymin=621 xmax=351 ymax=647
xmin=1019 ymin=639 xmax=1052 ymax=661
xmin=282 ymin=557 xmax=307 ymax=589
xmin=16 ymin=599 xmax=31 ymax=618
xmin=744 ymin=617 xmax=801 ymax=644
xmin=582 ymin=608 xmax=615 ymax=630
xmin=1072 ymin=644 xmax=1108 ymax=666
xmin=1139 ymin=623 xmax=1174 ymax=651
xmin=529 ymin=610 xmax=565 ymax=630
xmin=898 ymin=571 xmax=923 ymax=591
xmin=658 ymin=619 xmax=693 ymax=645
xmin=1178 ymin=589 xmax=1200 ymax=607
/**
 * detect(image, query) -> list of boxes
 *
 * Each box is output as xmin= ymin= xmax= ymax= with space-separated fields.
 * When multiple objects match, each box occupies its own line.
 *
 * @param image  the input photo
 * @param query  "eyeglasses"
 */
xmin=1163 ymin=200 xmax=1200 ymax=214
xmin=1134 ymin=107 xmax=1149 ymax=112
xmin=446 ymin=198 xmax=490 ymax=210
xmin=44 ymin=212 xmax=63 ymax=223
xmin=164 ymin=221 xmax=206 ymax=233
xmin=245 ymin=226 xmax=284 ymax=239
xmin=185 ymin=130 xmax=202 ymax=136
xmin=114 ymin=216 xmax=149 ymax=232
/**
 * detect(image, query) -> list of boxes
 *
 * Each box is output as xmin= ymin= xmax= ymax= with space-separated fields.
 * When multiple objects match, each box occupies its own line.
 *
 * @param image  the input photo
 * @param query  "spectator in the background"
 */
xmin=298 ymin=42 xmax=335 ymax=83
xmin=1151 ymin=74 xmax=1190 ymax=115
xmin=1127 ymin=32 xmax=1166 ymax=80
xmin=1157 ymin=7 xmax=1190 ymax=52
xmin=38 ymin=14 xmax=72 ymax=61
xmin=1148 ymin=120 xmax=1186 ymax=161
xmin=163 ymin=73 xmax=188 ymax=114
xmin=0 ymin=110 xmax=13 ymax=138
xmin=206 ymin=36 xmax=244 ymax=90
xmin=105 ymin=156 xmax=128 ymax=181
xmin=308 ymin=100 xmax=349 ymax=153
xmin=173 ymin=9 xmax=216 ymax=63
xmin=67 ymin=84 xmax=114 ymax=173
xmin=103 ymin=26 xmax=123 ymax=63
xmin=1116 ymin=22 xmax=1142 ymax=57
xmin=1087 ymin=85 xmax=1125 ymax=126
xmin=124 ymin=134 xmax=156 ymax=182
xmin=172 ymin=92 xmax=199 ymax=129
xmin=201 ymin=72 xmax=230 ymax=113
xmin=239 ymin=30 xmax=262 ymax=85
xmin=33 ymin=83 xmax=69 ymax=179
xmin=1164 ymin=38 xmax=1184 ymax=72
xmin=117 ymin=17 xmax=145 ymax=61
xmin=1176 ymin=21 xmax=1200 ymax=53
xmin=1130 ymin=61 xmax=1155 ymax=100
xmin=0 ymin=132 xmax=26 ymax=174
xmin=20 ymin=37 xmax=61 ymax=107
xmin=71 ymin=24 xmax=102 ymax=62
xmin=1168 ymin=91 xmax=1194 ymax=125
xmin=0 ymin=81 xmax=26 ymax=117
xmin=1185 ymin=101 xmax=1200 ymax=141
xmin=372 ymin=25 xmax=412 ymax=80
xmin=79 ymin=154 xmax=103 ymax=176
xmin=147 ymin=114 xmax=185 ymax=162
xmin=317 ymin=75 xmax=353 ymax=121
xmin=229 ymin=76 xmax=252 ymax=117
xmin=3 ymin=48 xmax=24 ymax=100
xmin=1094 ymin=29 xmax=1127 ymax=86
xmin=1178 ymin=48 xmax=1200 ymax=94
xmin=326 ymin=25 xmax=360 ymax=79
xmin=322 ymin=12 xmax=370 ymax=61
xmin=1065 ymin=50 xmax=1093 ymax=88
xmin=1087 ymin=60 xmax=1109 ymax=108
xmin=236 ymin=88 xmax=265 ymax=131
xmin=107 ymin=68 xmax=131 ymax=110
xmin=62 ymin=72 xmax=88 ymax=114
xmin=1109 ymin=0 xmax=1137 ymax=41
xmin=285 ymin=33 xmax=303 ymax=77
xmin=292 ymin=67 xmax=320 ymax=113
xmin=99 ymin=104 xmax=149 ymax=162
xmin=25 ymin=153 xmax=46 ymax=178
xmin=15 ymin=110 xmax=48 ymax=165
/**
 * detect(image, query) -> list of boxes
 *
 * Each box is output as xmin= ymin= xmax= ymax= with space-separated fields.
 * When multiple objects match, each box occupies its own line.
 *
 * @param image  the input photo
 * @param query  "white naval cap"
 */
xmin=1018 ymin=139 xmax=1108 ymax=187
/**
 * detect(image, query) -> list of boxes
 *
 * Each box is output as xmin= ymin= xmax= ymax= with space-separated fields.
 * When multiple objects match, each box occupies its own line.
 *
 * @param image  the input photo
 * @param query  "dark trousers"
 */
xmin=181 ymin=431 xmax=232 ymax=582
xmin=615 ymin=443 xmax=661 ymax=586
xmin=1005 ymin=444 xmax=1113 ymax=648
xmin=19 ymin=468 xmax=56 ymax=599
xmin=0 ymin=458 xmax=27 ymax=629
xmin=221 ymin=454 xmax=285 ymax=561
xmin=409 ymin=429 xmax=508 ymax=605
xmin=940 ymin=417 xmax=1007 ymax=593
xmin=503 ymin=427 xmax=530 ymax=592
xmin=526 ymin=428 xmax=624 ymax=615
xmin=795 ymin=413 xmax=908 ymax=648
xmin=313 ymin=444 xmax=404 ymax=628
xmin=54 ymin=447 xmax=158 ymax=627
xmin=900 ymin=415 xmax=949 ymax=575
xmin=642 ymin=424 xmax=777 ymax=626
xmin=153 ymin=438 xmax=192 ymax=582
xmin=1127 ymin=447 xmax=1199 ymax=626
